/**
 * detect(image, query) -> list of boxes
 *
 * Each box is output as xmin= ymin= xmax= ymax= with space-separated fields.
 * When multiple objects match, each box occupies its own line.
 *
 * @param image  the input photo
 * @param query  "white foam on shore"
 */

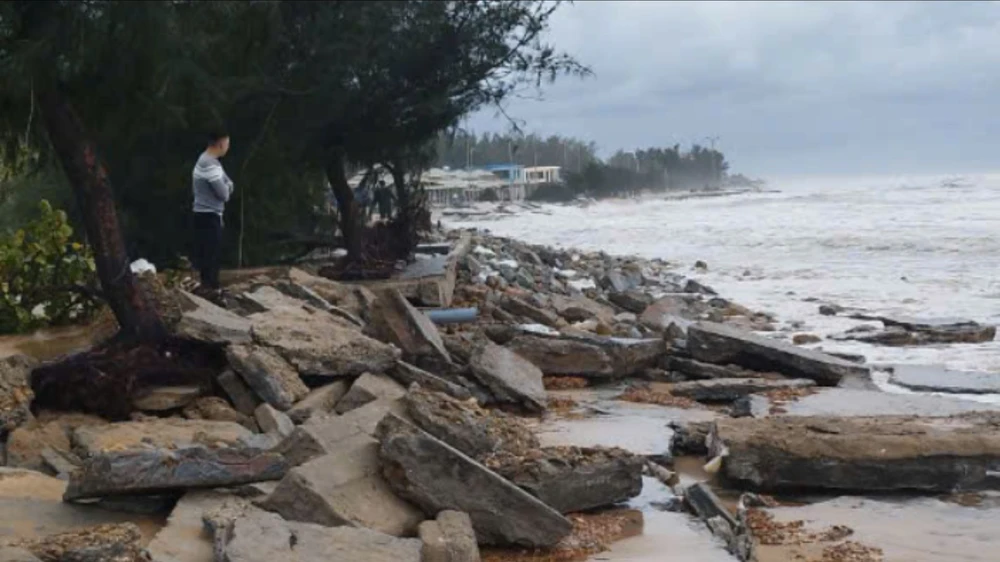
xmin=445 ymin=173 xmax=1000 ymax=399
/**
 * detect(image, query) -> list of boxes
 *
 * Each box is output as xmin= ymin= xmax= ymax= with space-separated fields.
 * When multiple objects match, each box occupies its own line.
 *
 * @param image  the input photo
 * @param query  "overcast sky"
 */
xmin=466 ymin=1 xmax=1000 ymax=178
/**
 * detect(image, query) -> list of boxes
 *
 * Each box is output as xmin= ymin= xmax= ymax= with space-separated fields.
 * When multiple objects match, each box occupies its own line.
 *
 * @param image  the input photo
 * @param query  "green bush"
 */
xmin=0 ymin=200 xmax=100 ymax=334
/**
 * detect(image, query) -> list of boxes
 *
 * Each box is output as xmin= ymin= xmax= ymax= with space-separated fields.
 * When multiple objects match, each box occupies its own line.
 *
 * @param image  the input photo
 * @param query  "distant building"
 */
xmin=524 ymin=165 xmax=562 ymax=185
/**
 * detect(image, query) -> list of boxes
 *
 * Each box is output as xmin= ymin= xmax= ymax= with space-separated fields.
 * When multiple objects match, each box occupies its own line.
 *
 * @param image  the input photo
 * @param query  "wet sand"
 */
xmin=757 ymin=495 xmax=1000 ymax=562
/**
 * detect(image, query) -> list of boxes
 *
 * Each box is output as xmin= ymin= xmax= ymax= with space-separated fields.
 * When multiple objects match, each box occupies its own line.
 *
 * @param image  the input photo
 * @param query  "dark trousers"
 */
xmin=193 ymin=212 xmax=223 ymax=290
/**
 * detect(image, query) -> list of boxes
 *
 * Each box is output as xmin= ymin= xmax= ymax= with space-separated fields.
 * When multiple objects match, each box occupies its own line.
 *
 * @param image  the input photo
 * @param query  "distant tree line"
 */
xmin=432 ymin=130 xmax=739 ymax=201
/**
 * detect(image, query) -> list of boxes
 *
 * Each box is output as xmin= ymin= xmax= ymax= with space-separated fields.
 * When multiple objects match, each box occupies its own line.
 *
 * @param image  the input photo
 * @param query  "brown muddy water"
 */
xmin=0 ymin=324 xmax=111 ymax=361
xmin=540 ymin=386 xmax=1000 ymax=562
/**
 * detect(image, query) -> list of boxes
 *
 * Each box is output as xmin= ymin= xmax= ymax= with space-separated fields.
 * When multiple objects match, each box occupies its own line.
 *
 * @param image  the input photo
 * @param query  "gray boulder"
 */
xmin=0 ymin=355 xmax=36 ymax=436
xmin=276 ymin=398 xmax=407 ymax=467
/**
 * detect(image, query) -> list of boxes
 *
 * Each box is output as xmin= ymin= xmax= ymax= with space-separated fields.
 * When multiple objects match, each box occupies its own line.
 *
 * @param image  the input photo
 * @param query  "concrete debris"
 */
xmin=226 ymin=345 xmax=309 ymax=411
xmin=468 ymin=341 xmax=547 ymax=412
xmin=482 ymin=446 xmax=643 ymax=514
xmin=711 ymin=413 xmax=1000 ymax=492
xmin=216 ymin=370 xmax=260 ymax=417
xmin=335 ymin=373 xmax=407 ymax=414
xmin=259 ymin=434 xmax=424 ymax=536
xmin=275 ymin=398 xmax=408 ymax=467
xmin=286 ymin=382 xmax=349 ymax=424
xmin=254 ymin=404 xmax=294 ymax=438
xmin=369 ymin=288 xmax=452 ymax=366
xmin=687 ymin=322 xmax=868 ymax=386
xmin=419 ymin=510 xmax=480 ymax=562
xmin=64 ymin=446 xmax=289 ymax=501
xmin=217 ymin=507 xmax=422 ymax=562
xmin=376 ymin=414 xmax=572 ymax=547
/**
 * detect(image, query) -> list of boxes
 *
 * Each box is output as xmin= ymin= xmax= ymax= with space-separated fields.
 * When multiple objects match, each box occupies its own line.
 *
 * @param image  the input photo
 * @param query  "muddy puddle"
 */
xmin=0 ymin=324 xmax=110 ymax=361
xmin=0 ymin=469 xmax=165 ymax=545
xmin=537 ymin=386 xmax=738 ymax=561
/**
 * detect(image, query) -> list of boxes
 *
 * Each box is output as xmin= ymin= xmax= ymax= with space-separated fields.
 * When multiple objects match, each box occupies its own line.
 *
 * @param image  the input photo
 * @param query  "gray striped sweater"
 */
xmin=192 ymin=151 xmax=234 ymax=215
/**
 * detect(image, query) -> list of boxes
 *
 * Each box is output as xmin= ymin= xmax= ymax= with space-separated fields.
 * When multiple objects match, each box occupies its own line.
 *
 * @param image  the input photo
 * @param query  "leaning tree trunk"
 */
xmin=325 ymin=148 xmax=363 ymax=263
xmin=37 ymin=89 xmax=166 ymax=344
xmin=385 ymin=159 xmax=419 ymax=258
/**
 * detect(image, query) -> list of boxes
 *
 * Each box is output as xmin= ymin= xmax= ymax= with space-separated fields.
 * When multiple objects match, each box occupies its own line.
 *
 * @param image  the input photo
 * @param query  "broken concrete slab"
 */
xmin=858 ymin=315 xmax=997 ymax=345
xmin=276 ymin=398 xmax=407 ymax=467
xmin=388 ymin=361 xmax=471 ymax=401
xmin=483 ymin=446 xmax=643 ymax=514
xmin=286 ymin=382 xmax=348 ymax=424
xmin=404 ymin=387 xmax=538 ymax=459
xmin=0 ymin=355 xmax=35 ymax=436
xmin=639 ymin=295 xmax=707 ymax=331
xmin=608 ymin=290 xmax=654 ymax=314
xmin=71 ymin=418 xmax=254 ymax=458
xmin=369 ymin=289 xmax=452 ymax=366
xmin=216 ymin=370 xmax=260 ymax=417
xmin=225 ymin=345 xmax=309 ymax=411
xmin=550 ymin=294 xmax=615 ymax=324
xmin=218 ymin=508 xmax=422 ymax=562
xmin=132 ymin=386 xmax=203 ymax=412
xmin=468 ymin=341 xmax=547 ymax=412
xmin=661 ymin=378 xmax=816 ymax=402
xmin=687 ymin=322 xmax=868 ymax=386
xmin=260 ymin=434 xmax=424 ymax=537
xmin=663 ymin=357 xmax=768 ymax=380
xmin=376 ymin=414 xmax=572 ymax=547
xmin=419 ymin=511 xmax=480 ymax=562
xmin=776 ymin=388 xmax=1000 ymax=418
xmin=335 ymin=373 xmax=407 ymax=414
xmin=146 ymin=490 xmax=243 ymax=562
xmin=711 ymin=413 xmax=1000 ymax=492
xmin=888 ymin=364 xmax=1000 ymax=394
xmin=288 ymin=267 xmax=374 ymax=320
xmin=500 ymin=297 xmax=561 ymax=328
xmin=254 ymin=404 xmax=294 ymax=438
xmin=506 ymin=334 xmax=614 ymax=377
xmin=175 ymin=291 xmax=252 ymax=344
xmin=183 ymin=397 xmax=258 ymax=432
xmin=250 ymin=306 xmax=400 ymax=378
xmin=64 ymin=446 xmax=289 ymax=501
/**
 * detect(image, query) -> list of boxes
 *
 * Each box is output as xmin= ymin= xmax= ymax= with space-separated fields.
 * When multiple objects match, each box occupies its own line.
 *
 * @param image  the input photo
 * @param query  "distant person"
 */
xmin=356 ymin=182 xmax=372 ymax=222
xmin=375 ymin=180 xmax=393 ymax=220
xmin=191 ymin=129 xmax=233 ymax=300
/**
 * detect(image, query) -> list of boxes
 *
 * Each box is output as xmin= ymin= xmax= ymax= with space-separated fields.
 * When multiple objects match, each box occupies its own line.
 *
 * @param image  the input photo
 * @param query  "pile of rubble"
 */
xmin=0 ymin=228 xmax=997 ymax=561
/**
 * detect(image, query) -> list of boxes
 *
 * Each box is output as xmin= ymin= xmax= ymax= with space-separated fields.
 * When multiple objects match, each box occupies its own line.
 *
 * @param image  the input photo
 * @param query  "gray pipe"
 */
xmin=425 ymin=307 xmax=479 ymax=325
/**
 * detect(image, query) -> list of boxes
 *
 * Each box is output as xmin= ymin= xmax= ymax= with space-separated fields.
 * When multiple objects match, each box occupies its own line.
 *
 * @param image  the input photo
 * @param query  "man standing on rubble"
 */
xmin=191 ymin=129 xmax=233 ymax=301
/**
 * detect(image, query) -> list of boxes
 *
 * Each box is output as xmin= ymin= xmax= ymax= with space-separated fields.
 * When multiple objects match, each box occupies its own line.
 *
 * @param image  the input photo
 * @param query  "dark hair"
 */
xmin=207 ymin=129 xmax=229 ymax=145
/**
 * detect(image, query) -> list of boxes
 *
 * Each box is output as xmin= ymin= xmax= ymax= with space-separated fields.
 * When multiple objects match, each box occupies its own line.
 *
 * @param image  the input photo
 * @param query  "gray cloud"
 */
xmin=467 ymin=1 xmax=1000 ymax=176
